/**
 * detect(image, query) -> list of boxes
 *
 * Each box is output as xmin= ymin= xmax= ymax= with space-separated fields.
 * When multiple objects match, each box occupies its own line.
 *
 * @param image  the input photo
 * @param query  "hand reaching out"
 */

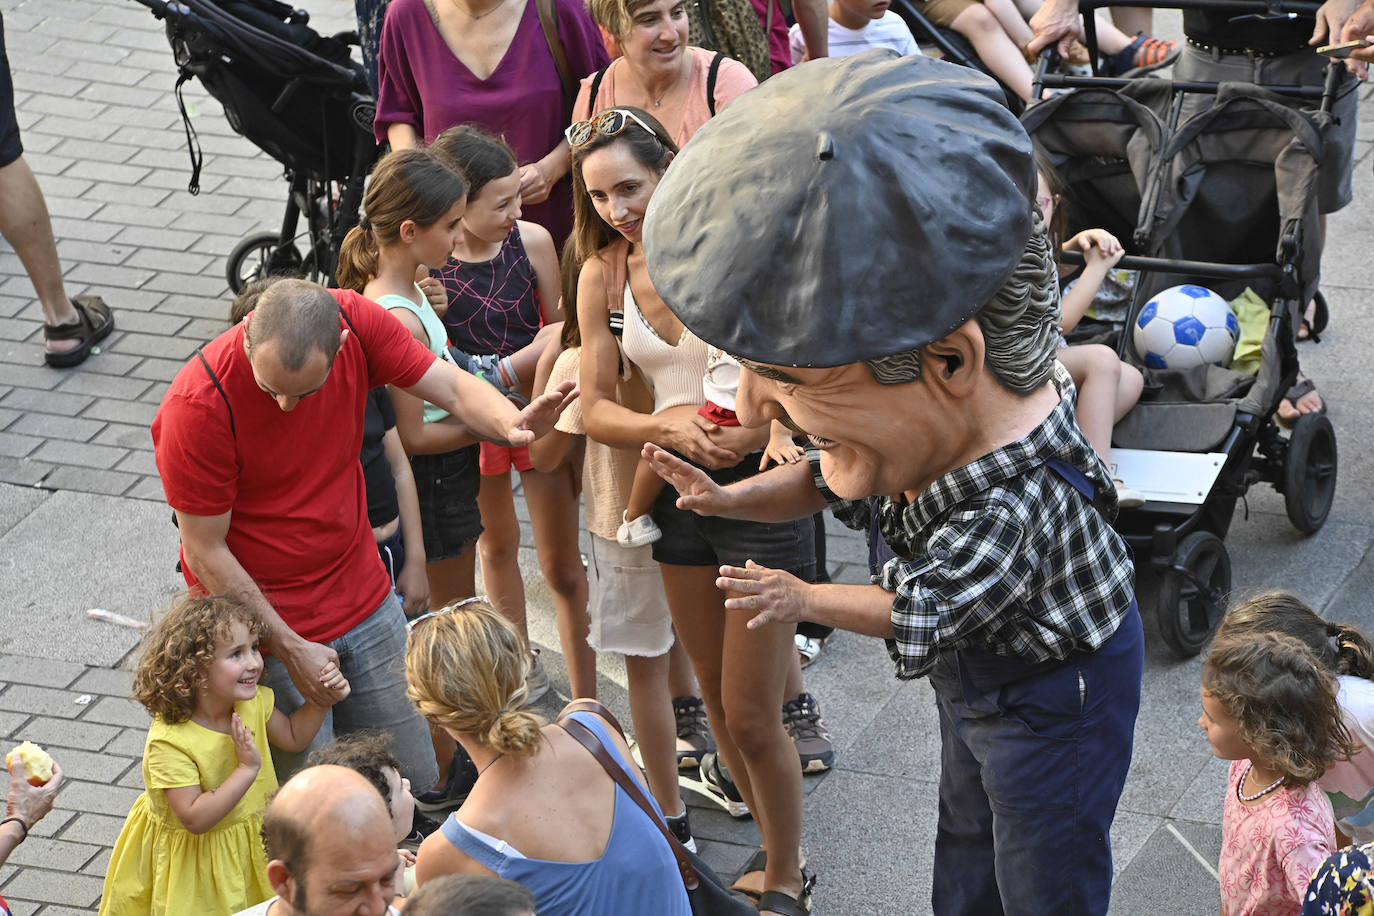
xmin=507 ymin=381 xmax=578 ymax=446
xmin=642 ymin=444 xmax=736 ymax=517
xmin=417 ymin=274 xmax=449 ymax=317
xmin=231 ymin=713 xmax=261 ymax=770
xmin=717 ymin=560 xmax=813 ymax=630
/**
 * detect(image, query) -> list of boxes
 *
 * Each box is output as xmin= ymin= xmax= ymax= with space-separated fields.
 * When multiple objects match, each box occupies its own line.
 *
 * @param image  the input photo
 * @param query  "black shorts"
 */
xmin=0 ymin=13 xmax=23 ymax=169
xmin=410 ymin=446 xmax=483 ymax=562
xmin=650 ymin=455 xmax=816 ymax=576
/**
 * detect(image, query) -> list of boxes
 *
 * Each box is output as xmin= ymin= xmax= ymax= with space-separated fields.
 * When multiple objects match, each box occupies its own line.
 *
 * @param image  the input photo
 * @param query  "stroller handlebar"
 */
xmin=126 ymin=0 xmax=191 ymax=19
xmin=1059 ymin=249 xmax=1286 ymax=282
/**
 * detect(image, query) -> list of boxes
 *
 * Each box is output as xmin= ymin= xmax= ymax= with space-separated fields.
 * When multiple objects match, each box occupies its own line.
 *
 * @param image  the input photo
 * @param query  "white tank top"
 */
xmin=620 ymin=281 xmax=709 ymax=413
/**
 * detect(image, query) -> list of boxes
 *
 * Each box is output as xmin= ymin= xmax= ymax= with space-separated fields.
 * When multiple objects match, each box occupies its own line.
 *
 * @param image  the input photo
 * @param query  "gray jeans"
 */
xmin=262 ymin=590 xmax=438 ymax=791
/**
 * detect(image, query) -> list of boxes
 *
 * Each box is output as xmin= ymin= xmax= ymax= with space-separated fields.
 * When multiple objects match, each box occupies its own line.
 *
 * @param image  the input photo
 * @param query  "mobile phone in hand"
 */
xmin=1318 ymin=39 xmax=1373 ymax=58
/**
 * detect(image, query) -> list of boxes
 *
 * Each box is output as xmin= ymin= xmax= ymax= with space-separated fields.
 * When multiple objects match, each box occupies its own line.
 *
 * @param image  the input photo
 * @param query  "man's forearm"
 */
xmin=719 ymin=459 xmax=827 ymax=521
xmin=182 ymin=539 xmax=304 ymax=652
xmin=804 ymin=582 xmax=896 ymax=639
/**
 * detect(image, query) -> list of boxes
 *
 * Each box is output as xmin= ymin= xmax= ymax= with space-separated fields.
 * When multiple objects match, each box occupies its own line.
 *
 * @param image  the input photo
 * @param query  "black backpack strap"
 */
xmin=339 ymin=303 xmax=368 ymax=362
xmin=587 ymin=64 xmax=609 ymax=120
xmin=195 ymin=348 xmax=235 ymax=440
xmin=706 ymin=52 xmax=723 ymax=117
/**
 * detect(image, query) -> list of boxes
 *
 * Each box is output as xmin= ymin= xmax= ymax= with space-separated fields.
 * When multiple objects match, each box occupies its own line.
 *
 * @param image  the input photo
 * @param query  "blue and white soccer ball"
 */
xmin=1132 ymin=285 xmax=1240 ymax=370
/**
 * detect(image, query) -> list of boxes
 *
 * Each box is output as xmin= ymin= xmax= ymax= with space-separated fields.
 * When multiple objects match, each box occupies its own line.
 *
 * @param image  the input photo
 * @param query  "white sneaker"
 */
xmin=1114 ymin=481 xmax=1146 ymax=509
xmin=617 ymin=511 xmax=662 ymax=548
xmin=525 ymin=648 xmax=550 ymax=704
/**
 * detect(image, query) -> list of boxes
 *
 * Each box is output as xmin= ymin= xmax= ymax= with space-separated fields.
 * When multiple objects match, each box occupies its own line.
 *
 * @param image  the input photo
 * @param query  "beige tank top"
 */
xmin=620 ymin=280 xmax=709 ymax=414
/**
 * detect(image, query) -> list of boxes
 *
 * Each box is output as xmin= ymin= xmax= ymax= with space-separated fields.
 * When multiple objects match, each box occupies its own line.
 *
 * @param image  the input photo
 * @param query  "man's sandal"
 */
xmin=758 ymin=867 xmax=817 ymax=916
xmin=44 ymin=295 xmax=114 ymax=368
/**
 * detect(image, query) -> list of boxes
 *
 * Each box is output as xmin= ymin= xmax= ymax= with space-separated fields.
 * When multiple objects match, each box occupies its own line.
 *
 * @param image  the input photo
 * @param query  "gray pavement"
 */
xmin=0 ymin=0 xmax=1371 ymax=911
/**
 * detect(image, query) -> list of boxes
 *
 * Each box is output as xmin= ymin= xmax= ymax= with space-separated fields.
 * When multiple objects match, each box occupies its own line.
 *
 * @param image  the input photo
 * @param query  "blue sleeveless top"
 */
xmin=439 ymin=712 xmax=691 ymax=916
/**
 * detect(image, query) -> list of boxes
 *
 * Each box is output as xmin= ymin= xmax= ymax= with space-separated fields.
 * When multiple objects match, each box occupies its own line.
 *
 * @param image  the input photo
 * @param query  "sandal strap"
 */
xmin=758 ymin=890 xmax=811 ymax=916
xmin=43 ymin=296 xmax=110 ymax=342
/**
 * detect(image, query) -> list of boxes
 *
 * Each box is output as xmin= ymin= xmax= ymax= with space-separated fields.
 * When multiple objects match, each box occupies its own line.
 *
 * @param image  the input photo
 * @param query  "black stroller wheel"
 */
xmin=1283 ymin=412 xmax=1337 ymax=535
xmin=227 ymin=232 xmax=304 ymax=295
xmin=1156 ymin=531 xmax=1230 ymax=657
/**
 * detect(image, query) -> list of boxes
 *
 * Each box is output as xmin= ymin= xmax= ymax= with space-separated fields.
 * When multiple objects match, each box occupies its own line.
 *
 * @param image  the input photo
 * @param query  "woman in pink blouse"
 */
xmin=375 ymin=0 xmax=610 ymax=248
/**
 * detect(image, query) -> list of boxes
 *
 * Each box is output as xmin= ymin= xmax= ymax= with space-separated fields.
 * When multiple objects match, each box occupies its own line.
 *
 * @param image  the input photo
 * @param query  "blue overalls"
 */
xmin=869 ymin=459 xmax=1144 ymax=916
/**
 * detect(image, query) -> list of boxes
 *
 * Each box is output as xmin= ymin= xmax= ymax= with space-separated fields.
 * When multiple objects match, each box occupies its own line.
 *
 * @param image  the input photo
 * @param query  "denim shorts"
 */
xmin=410 ymin=446 xmax=482 ymax=562
xmin=650 ymin=454 xmax=816 ymax=575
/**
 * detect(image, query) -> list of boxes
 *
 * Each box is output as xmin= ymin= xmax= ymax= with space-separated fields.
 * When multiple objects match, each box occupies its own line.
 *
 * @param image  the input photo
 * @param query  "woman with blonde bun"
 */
xmin=405 ymin=600 xmax=689 ymax=915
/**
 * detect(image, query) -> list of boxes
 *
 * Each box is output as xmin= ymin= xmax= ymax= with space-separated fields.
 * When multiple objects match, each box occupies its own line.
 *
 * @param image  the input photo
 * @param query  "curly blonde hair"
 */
xmin=405 ymin=600 xmax=545 ymax=758
xmin=132 ymin=593 xmax=270 ymax=725
xmin=1203 ymin=630 xmax=1358 ymax=785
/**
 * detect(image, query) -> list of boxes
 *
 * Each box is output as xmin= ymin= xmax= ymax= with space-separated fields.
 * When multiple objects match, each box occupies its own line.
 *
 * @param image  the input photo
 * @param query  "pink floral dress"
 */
xmin=1221 ymin=759 xmax=1336 ymax=915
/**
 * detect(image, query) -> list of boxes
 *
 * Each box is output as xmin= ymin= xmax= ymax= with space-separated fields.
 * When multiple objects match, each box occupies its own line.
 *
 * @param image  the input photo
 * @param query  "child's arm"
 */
xmin=527 ymin=339 xmax=578 ymax=472
xmin=163 ymin=713 xmax=261 ymax=835
xmin=520 ymin=221 xmax=564 ymax=327
xmin=383 ymin=426 xmax=430 ymax=617
xmin=1059 ymin=228 xmax=1125 ymax=335
xmin=760 ymin=421 xmax=805 ymax=471
xmin=266 ymin=663 xmax=351 ymax=753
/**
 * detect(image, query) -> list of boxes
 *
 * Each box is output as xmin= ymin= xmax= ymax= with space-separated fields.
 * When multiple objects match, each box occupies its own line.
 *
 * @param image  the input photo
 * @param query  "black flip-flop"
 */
xmin=758 ymin=866 xmax=817 ymax=916
xmin=44 ymin=295 xmax=114 ymax=368
xmin=1277 ymin=377 xmax=1326 ymax=429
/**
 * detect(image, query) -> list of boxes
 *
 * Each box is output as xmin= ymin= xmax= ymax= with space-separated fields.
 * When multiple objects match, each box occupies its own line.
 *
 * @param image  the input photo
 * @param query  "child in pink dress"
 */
xmin=1201 ymin=623 xmax=1359 ymax=915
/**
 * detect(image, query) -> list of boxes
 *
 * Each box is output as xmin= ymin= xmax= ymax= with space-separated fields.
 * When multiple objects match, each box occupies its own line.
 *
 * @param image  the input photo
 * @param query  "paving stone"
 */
xmin=8 ymin=413 xmax=104 ymax=444
xmin=103 ymin=332 xmax=194 ymax=361
xmin=142 ymin=272 xmax=230 ymax=299
xmin=112 ymin=225 xmax=194 ymax=253
xmin=123 ymin=248 xmax=216 ymax=276
xmin=78 ymin=399 xmax=158 ymax=428
xmin=101 ymin=728 xmax=149 ymax=759
xmin=19 ymin=94 xmax=108 ymax=124
xmin=57 ymin=373 xmax=150 ymax=402
xmin=0 ymin=656 xmax=86 ymax=689
xmin=0 ymin=865 xmax=106 ymax=907
xmin=54 ymin=779 xmax=143 ymax=818
xmin=128 ymin=357 xmax=184 ymax=383
xmin=66 ymin=262 xmax=156 ymax=291
xmin=62 ymin=160 xmax=150 ymax=188
xmin=138 ymin=381 xmax=170 ymax=404
xmin=157 ymin=295 xmax=233 ymax=321
xmin=43 ymin=196 xmax=103 ymax=221
xmin=53 ymin=240 xmax=135 ymax=267
xmin=125 ymin=476 xmax=166 ymax=502
xmin=51 ymin=137 xmax=139 ymax=166
xmin=0 ymin=407 xmax=17 ymax=430
xmin=47 ymin=216 xmax=121 ymax=244
xmin=79 ymin=81 xmax=165 ymax=110
xmin=0 ymin=685 xmax=88 ymax=720
xmin=28 ymin=440 xmax=127 ymax=471
xmin=0 ymin=456 xmax=54 ymax=487
xmin=57 ymin=813 xmax=127 ymax=850
xmin=80 ymin=695 xmax=150 ymax=729
xmin=81 ymin=182 xmax=171 ymax=209
xmin=112 ymin=449 xmax=157 ymax=478
xmin=0 ymin=710 xmax=29 ymax=737
xmin=26 ymin=810 xmax=75 ymax=842
xmin=90 ymin=423 xmax=151 ymax=450
xmin=81 ymin=846 xmax=113 ymax=879
xmin=42 ymin=466 xmax=137 ymax=498
xmin=0 ymin=431 xmax=41 ymax=458
xmin=5 ymin=837 xmax=103 ymax=874
xmin=70 ymin=668 xmax=133 ymax=698
xmin=0 ymin=387 xmax=94 ymax=417
xmin=12 ymin=75 xmax=91 ymax=102
xmin=127 ymin=146 xmax=199 ymax=172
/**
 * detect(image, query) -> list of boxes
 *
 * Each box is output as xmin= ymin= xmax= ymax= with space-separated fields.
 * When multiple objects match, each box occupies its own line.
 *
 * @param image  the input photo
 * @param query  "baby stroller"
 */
xmin=890 ymin=0 xmax=1027 ymax=111
xmin=1022 ymin=3 xmax=1340 ymax=656
xmin=129 ymin=0 xmax=379 ymax=293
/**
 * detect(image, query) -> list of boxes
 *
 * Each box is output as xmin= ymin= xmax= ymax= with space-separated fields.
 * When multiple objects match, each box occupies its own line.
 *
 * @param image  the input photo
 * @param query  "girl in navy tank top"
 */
xmin=430 ymin=127 xmax=596 ymax=703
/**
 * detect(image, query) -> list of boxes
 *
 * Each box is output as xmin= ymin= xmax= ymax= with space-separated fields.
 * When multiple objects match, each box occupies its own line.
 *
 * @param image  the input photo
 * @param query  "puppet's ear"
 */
xmin=923 ymin=322 xmax=983 ymax=398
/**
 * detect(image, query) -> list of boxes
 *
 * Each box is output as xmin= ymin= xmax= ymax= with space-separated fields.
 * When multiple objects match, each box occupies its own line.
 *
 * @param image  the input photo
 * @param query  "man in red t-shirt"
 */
xmin=152 ymin=279 xmax=574 ymax=787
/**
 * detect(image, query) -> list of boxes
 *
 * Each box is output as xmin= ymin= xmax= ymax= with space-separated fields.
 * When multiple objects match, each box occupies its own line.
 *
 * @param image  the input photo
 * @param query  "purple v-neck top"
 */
xmin=375 ymin=0 xmax=609 ymax=248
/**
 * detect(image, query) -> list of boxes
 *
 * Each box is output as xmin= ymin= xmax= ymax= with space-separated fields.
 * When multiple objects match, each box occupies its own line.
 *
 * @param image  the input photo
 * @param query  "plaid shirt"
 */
xmin=812 ymin=367 xmax=1136 ymax=679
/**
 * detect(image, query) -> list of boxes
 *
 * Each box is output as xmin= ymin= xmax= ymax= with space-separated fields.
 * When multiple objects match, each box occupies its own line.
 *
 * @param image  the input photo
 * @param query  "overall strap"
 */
xmin=706 ymin=52 xmax=724 ymax=117
xmin=195 ymin=349 xmax=235 ymax=440
xmin=1043 ymin=457 xmax=1111 ymax=520
xmin=867 ymin=497 xmax=899 ymax=577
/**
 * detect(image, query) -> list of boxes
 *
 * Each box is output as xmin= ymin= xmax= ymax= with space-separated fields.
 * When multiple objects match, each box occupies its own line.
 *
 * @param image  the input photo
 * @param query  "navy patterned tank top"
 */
xmin=435 ymin=223 xmax=543 ymax=358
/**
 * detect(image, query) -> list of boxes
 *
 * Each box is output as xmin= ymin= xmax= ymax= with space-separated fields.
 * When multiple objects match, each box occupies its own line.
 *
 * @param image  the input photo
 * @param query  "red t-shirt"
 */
xmin=152 ymin=290 xmax=437 ymax=644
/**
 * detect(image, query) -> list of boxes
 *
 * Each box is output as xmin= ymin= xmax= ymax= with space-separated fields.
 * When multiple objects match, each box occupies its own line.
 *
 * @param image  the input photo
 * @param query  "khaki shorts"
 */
xmin=916 ymin=0 xmax=980 ymax=28
xmin=586 ymin=535 xmax=674 ymax=657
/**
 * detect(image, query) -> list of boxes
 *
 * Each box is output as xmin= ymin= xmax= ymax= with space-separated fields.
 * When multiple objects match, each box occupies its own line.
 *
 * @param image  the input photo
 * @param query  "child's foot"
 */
xmin=448 ymin=347 xmax=529 ymax=407
xmin=617 ymin=510 xmax=662 ymax=548
xmin=1102 ymin=34 xmax=1179 ymax=77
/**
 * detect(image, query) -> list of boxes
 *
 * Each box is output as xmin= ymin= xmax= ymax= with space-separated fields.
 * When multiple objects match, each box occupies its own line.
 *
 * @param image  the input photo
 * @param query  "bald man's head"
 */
xmin=244 ymin=278 xmax=341 ymax=372
xmin=262 ymin=765 xmax=400 ymax=916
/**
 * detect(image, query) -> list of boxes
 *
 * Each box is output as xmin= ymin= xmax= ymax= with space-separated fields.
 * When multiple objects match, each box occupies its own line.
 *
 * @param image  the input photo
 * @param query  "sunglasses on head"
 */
xmin=405 ymin=596 xmax=489 ymax=638
xmin=565 ymin=108 xmax=661 ymax=148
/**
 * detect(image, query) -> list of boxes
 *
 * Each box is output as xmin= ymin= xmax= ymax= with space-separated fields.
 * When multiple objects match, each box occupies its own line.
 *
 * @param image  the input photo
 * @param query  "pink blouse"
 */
xmin=1220 ymin=759 xmax=1335 ymax=916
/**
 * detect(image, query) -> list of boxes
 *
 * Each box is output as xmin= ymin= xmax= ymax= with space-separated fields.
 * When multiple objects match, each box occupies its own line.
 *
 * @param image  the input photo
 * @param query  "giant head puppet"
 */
xmin=642 ymin=51 xmax=1062 ymax=501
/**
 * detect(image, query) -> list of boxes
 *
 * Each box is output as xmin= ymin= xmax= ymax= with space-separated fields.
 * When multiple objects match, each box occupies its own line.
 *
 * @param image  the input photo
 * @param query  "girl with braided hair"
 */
xmin=1214 ymin=592 xmax=1374 ymax=846
xmin=1200 ymin=619 xmax=1359 ymax=915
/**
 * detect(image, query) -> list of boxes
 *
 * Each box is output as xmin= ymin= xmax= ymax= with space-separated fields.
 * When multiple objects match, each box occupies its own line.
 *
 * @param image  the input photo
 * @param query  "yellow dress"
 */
xmin=98 ymin=687 xmax=278 ymax=916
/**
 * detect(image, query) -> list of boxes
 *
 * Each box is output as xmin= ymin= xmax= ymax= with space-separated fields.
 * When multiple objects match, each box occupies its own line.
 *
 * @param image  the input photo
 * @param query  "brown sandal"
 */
xmin=44 ymin=295 xmax=114 ymax=368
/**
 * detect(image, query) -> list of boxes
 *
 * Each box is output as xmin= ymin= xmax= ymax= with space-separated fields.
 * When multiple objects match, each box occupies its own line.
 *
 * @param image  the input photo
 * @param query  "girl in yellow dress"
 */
xmin=98 ymin=595 xmax=351 ymax=915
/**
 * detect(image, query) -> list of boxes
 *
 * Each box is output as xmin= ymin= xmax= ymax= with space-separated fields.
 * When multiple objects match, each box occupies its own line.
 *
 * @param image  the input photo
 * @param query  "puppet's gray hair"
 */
xmin=862 ymin=207 xmax=1060 ymax=394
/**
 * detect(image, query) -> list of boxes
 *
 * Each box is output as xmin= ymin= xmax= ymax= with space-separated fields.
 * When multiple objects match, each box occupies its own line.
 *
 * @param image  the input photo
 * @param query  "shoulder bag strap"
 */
xmin=556 ymin=714 xmax=701 ymax=890
xmin=536 ymin=0 xmax=577 ymax=123
xmin=586 ymin=64 xmax=610 ymax=120
xmin=338 ymin=302 xmax=369 ymax=362
xmin=196 ymin=348 xmax=236 ymax=440
xmin=706 ymin=52 xmax=724 ymax=117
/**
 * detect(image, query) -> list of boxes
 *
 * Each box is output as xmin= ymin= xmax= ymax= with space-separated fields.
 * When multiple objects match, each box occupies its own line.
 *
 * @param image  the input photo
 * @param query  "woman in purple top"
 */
xmin=375 ymin=0 xmax=610 ymax=249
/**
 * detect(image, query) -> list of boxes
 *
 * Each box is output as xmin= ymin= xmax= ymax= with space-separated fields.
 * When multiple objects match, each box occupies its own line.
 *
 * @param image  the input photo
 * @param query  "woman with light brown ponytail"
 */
xmin=405 ymin=600 xmax=689 ymax=915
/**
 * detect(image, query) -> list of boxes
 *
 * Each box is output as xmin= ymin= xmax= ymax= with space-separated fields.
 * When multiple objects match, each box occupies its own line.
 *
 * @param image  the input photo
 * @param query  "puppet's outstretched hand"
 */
xmin=719 ymin=560 xmax=811 ymax=630
xmin=643 ymin=444 xmax=735 ymax=517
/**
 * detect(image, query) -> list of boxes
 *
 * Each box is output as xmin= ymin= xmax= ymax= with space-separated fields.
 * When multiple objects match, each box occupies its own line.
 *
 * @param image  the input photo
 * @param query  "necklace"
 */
xmin=644 ymin=63 xmax=688 ymax=108
xmin=450 ymin=0 xmax=513 ymax=20
xmin=1236 ymin=761 xmax=1285 ymax=802
xmin=479 ymin=752 xmax=505 ymax=775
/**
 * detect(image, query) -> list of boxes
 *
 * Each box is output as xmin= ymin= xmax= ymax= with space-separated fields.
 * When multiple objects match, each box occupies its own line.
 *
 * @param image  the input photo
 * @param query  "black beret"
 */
xmin=641 ymin=50 xmax=1035 ymax=368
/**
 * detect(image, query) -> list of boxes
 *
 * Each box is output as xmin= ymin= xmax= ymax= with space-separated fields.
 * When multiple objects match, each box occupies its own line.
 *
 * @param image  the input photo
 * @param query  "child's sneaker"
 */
xmin=415 ymin=748 xmax=480 ymax=813
xmin=1102 ymin=34 xmax=1179 ymax=77
xmin=699 ymin=751 xmax=750 ymax=818
xmin=674 ymin=695 xmax=716 ymax=770
xmin=525 ymin=647 xmax=551 ymax=704
xmin=665 ymin=807 xmax=698 ymax=853
xmin=617 ymin=510 xmax=662 ymax=548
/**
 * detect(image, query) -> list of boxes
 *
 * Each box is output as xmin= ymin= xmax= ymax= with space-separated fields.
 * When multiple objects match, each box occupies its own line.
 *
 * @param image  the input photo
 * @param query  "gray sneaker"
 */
xmin=674 ymin=696 xmax=716 ymax=771
xmin=665 ymin=807 xmax=698 ymax=853
xmin=525 ymin=648 xmax=550 ymax=704
xmin=449 ymin=346 xmax=529 ymax=407
xmin=783 ymin=692 xmax=835 ymax=773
